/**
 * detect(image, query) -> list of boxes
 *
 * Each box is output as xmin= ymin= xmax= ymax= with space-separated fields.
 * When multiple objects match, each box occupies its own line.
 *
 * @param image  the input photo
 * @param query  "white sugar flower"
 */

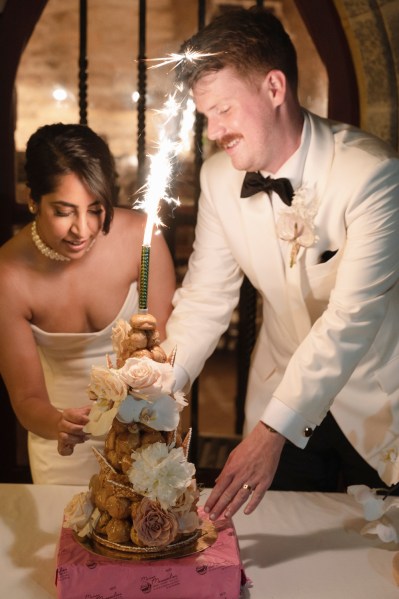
xmin=173 ymin=389 xmax=188 ymax=409
xmin=63 ymin=491 xmax=99 ymax=537
xmin=171 ymin=480 xmax=200 ymax=533
xmin=128 ymin=442 xmax=195 ymax=510
xmin=175 ymin=510 xmax=200 ymax=534
xmin=83 ymin=401 xmax=118 ymax=436
xmin=117 ymin=394 xmax=181 ymax=431
xmin=85 ymin=365 xmax=127 ymax=436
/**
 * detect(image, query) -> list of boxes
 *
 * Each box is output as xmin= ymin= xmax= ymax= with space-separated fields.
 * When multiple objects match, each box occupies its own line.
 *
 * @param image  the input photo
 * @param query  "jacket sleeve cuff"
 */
xmin=260 ymin=396 xmax=317 ymax=448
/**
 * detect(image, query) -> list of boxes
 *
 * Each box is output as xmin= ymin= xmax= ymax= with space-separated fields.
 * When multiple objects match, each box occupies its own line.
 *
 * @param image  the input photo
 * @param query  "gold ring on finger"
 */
xmin=242 ymin=483 xmax=252 ymax=492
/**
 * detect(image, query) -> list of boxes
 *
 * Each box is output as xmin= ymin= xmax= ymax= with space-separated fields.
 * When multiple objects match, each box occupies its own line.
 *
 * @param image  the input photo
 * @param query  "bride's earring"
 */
xmin=28 ymin=202 xmax=37 ymax=215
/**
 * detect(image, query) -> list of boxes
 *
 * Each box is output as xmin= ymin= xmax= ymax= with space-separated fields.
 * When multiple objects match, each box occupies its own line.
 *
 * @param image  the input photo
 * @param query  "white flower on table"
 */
xmin=348 ymin=485 xmax=399 ymax=543
xmin=378 ymin=445 xmax=399 ymax=487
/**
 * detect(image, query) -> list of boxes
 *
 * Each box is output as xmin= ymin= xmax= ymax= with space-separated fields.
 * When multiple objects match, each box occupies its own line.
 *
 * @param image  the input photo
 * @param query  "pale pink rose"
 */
xmin=118 ymin=357 xmax=175 ymax=400
xmin=133 ymin=497 xmax=178 ymax=547
xmin=87 ymin=366 xmax=127 ymax=404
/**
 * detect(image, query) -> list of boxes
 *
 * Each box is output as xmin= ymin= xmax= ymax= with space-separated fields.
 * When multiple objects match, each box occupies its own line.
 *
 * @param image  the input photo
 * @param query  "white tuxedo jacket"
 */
xmin=165 ymin=111 xmax=399 ymax=484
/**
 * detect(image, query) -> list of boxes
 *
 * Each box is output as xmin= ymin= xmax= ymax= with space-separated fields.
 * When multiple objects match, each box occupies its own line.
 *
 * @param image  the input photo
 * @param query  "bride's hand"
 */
xmin=57 ymin=406 xmax=91 ymax=456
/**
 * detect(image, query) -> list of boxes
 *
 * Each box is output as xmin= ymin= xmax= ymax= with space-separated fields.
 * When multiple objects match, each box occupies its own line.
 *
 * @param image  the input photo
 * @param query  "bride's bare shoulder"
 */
xmin=0 ymin=225 xmax=33 ymax=271
xmin=0 ymin=226 xmax=36 ymax=317
xmin=109 ymin=206 xmax=146 ymax=238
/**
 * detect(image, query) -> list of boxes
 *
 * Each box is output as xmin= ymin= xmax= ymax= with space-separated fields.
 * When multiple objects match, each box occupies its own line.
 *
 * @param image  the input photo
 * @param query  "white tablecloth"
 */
xmin=0 ymin=484 xmax=398 ymax=598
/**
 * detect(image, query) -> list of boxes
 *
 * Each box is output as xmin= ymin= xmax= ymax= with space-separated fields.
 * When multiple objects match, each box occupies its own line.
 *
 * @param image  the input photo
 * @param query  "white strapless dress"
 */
xmin=28 ymin=282 xmax=138 ymax=485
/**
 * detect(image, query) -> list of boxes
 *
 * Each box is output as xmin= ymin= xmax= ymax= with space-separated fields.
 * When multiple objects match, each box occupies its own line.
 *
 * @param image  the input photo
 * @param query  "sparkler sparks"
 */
xmin=134 ymin=89 xmax=188 ymax=312
xmin=145 ymin=49 xmax=217 ymax=71
xmin=135 ymin=135 xmax=181 ymax=247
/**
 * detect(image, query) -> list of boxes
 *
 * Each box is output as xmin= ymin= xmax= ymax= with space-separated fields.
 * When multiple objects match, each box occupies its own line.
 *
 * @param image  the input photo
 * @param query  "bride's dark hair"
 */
xmin=25 ymin=123 xmax=118 ymax=234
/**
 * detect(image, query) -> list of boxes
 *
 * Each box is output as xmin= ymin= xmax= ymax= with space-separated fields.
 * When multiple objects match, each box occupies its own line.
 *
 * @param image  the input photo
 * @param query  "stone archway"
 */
xmin=334 ymin=0 xmax=399 ymax=149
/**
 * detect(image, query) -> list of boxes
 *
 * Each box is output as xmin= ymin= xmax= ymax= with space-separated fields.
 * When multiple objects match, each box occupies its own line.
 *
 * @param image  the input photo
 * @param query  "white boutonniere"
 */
xmin=276 ymin=185 xmax=319 ymax=267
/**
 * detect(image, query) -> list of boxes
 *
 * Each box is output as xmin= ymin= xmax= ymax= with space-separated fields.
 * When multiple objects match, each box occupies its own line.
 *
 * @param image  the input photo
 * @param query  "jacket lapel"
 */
xmin=235 ymin=112 xmax=336 ymax=345
xmin=302 ymin=111 xmax=335 ymax=205
xmin=284 ymin=112 xmax=336 ymax=342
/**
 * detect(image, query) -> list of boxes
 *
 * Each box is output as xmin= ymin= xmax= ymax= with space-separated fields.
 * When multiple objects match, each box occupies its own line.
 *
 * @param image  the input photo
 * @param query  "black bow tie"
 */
xmin=240 ymin=171 xmax=294 ymax=206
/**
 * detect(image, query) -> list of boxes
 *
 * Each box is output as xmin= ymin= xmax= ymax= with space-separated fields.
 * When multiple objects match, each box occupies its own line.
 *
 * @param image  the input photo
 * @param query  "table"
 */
xmin=0 ymin=484 xmax=398 ymax=598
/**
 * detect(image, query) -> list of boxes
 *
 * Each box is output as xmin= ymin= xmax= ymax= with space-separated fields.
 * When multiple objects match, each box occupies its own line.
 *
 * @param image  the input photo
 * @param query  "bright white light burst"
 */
xmin=145 ymin=49 xmax=217 ymax=71
xmin=136 ymin=134 xmax=181 ymax=246
xmin=135 ymin=49 xmax=215 ymax=245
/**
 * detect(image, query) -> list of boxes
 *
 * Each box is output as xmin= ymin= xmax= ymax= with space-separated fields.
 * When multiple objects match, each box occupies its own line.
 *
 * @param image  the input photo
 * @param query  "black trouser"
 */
xmin=270 ymin=412 xmax=398 ymax=494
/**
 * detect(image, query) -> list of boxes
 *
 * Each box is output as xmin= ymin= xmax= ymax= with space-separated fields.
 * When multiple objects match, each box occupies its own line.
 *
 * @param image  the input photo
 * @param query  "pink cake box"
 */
xmin=55 ymin=509 xmax=247 ymax=599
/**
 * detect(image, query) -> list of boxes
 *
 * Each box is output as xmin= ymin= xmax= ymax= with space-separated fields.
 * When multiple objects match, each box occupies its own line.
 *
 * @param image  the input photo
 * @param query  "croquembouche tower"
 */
xmin=62 ymin=309 xmax=200 ymax=556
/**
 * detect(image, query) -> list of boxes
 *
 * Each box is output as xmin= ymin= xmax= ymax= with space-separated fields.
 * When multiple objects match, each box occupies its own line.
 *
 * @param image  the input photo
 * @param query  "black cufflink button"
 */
xmin=304 ymin=427 xmax=313 ymax=437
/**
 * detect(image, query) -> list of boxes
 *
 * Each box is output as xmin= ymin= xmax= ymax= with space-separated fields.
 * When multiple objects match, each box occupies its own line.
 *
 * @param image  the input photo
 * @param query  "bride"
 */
xmin=0 ymin=123 xmax=175 ymax=484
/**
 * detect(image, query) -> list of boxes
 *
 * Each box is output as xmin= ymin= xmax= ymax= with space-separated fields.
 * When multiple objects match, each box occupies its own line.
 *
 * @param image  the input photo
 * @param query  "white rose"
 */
xmin=118 ymin=357 xmax=175 ymax=400
xmin=87 ymin=366 xmax=127 ymax=404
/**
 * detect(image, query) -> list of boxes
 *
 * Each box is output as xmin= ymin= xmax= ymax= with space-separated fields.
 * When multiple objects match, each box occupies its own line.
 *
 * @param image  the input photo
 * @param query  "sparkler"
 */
xmin=135 ymin=132 xmax=181 ymax=312
xmin=134 ymin=50 xmax=214 ymax=313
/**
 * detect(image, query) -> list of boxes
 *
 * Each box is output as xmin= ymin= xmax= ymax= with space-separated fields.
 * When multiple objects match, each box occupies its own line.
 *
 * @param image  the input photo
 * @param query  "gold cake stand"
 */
xmin=74 ymin=519 xmax=217 ymax=561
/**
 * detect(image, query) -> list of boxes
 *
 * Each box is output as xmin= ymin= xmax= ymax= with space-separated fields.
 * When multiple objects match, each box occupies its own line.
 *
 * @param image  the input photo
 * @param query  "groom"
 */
xmin=163 ymin=6 xmax=399 ymax=520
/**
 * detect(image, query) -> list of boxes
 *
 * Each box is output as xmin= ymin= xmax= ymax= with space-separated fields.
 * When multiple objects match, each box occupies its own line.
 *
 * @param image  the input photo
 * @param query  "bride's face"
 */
xmin=34 ymin=172 xmax=105 ymax=260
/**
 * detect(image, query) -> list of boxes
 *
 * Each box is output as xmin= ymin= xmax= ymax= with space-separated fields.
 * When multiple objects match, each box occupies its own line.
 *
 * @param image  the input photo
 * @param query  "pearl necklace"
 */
xmin=31 ymin=221 xmax=71 ymax=262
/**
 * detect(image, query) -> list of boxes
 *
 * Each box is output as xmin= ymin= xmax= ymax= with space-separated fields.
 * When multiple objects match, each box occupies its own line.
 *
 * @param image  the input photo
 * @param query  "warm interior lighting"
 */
xmin=52 ymin=87 xmax=68 ymax=102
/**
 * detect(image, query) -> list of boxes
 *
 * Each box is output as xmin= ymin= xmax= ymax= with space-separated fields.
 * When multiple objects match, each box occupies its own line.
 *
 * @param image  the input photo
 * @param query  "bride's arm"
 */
xmin=0 ymin=261 xmax=89 ymax=451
